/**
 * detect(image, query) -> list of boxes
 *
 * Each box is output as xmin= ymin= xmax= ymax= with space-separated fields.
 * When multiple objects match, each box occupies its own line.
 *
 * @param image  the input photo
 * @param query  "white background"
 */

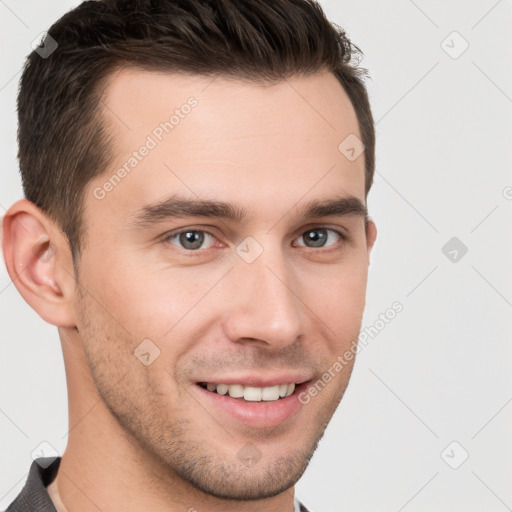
xmin=1 ymin=1 xmax=512 ymax=511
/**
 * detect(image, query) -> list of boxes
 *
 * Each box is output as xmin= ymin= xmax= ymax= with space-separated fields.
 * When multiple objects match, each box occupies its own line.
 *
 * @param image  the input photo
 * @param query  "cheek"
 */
xmin=82 ymin=256 xmax=228 ymax=370
xmin=84 ymin=257 xmax=188 ymax=335
xmin=302 ymin=258 xmax=368 ymax=325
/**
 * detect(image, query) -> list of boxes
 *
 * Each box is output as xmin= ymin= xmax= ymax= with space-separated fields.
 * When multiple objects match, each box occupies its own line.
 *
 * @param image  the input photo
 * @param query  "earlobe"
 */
xmin=1 ymin=199 xmax=77 ymax=328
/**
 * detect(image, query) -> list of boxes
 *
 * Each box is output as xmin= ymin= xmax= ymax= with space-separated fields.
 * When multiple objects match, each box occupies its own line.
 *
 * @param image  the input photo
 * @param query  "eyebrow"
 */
xmin=129 ymin=193 xmax=368 ymax=228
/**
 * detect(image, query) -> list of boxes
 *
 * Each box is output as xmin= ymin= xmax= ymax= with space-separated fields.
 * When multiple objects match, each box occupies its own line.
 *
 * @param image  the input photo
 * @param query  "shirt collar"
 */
xmin=6 ymin=457 xmax=60 ymax=512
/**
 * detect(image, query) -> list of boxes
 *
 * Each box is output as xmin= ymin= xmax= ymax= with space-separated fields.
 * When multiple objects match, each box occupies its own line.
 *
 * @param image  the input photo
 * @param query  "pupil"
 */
xmin=306 ymin=229 xmax=327 ymax=247
xmin=180 ymin=231 xmax=204 ymax=250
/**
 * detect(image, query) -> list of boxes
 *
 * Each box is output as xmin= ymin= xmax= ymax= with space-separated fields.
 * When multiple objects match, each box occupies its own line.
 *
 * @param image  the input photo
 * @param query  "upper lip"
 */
xmin=196 ymin=372 xmax=313 ymax=388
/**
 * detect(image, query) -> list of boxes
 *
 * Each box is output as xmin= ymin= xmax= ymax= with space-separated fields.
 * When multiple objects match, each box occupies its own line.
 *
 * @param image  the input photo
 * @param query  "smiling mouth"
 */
xmin=197 ymin=382 xmax=306 ymax=402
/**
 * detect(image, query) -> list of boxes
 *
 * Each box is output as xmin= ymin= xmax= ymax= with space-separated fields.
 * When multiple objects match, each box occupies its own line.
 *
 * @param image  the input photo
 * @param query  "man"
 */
xmin=2 ymin=0 xmax=377 ymax=511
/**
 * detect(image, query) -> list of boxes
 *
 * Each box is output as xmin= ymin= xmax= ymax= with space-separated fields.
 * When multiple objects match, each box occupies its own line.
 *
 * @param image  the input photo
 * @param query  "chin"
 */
xmin=180 ymin=451 xmax=311 ymax=501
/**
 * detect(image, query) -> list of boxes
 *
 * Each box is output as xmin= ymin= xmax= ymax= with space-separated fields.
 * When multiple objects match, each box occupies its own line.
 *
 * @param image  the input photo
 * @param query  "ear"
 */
xmin=365 ymin=218 xmax=377 ymax=264
xmin=1 ymin=199 xmax=78 ymax=328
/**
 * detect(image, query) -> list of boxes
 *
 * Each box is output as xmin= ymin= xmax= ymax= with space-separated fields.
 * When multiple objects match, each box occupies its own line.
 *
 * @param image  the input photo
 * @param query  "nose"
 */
xmin=221 ymin=243 xmax=305 ymax=350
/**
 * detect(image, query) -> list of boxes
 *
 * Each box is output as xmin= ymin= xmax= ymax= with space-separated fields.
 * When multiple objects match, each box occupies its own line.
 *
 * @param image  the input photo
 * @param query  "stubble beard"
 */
xmin=76 ymin=292 xmax=349 ymax=501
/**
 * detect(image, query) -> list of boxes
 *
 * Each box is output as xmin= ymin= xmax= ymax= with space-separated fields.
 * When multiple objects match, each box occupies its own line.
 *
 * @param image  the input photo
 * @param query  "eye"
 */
xmin=162 ymin=226 xmax=347 ymax=253
xmin=295 ymin=228 xmax=346 ymax=249
xmin=165 ymin=229 xmax=216 ymax=251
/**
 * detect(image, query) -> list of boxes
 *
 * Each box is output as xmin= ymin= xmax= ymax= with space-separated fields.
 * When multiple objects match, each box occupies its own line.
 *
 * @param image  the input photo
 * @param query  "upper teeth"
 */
xmin=205 ymin=383 xmax=295 ymax=401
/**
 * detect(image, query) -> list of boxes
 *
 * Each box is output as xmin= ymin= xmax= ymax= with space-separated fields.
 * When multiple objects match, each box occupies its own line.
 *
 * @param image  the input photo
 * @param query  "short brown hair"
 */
xmin=17 ymin=0 xmax=375 ymax=268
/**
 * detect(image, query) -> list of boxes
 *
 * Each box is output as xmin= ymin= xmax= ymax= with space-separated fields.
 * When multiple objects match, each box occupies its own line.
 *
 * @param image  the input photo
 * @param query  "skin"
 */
xmin=2 ymin=68 xmax=376 ymax=512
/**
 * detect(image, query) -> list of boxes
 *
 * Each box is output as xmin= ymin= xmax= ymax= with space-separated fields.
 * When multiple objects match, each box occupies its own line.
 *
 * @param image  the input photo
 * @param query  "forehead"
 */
xmin=87 ymin=68 xmax=365 ymax=225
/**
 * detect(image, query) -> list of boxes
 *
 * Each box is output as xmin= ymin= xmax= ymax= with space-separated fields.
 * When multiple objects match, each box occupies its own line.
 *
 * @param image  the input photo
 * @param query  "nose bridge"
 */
xmin=222 ymin=241 xmax=304 ymax=347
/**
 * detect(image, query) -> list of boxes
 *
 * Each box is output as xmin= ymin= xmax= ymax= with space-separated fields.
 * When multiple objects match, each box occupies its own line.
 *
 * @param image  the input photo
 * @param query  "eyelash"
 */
xmin=161 ymin=226 xmax=349 ymax=255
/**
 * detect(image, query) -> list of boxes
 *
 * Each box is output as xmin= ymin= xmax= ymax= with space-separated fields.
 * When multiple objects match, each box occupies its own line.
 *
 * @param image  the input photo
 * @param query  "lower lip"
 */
xmin=194 ymin=382 xmax=310 ymax=429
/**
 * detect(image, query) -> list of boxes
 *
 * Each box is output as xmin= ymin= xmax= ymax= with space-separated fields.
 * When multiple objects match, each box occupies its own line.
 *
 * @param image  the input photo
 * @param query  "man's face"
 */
xmin=74 ymin=68 xmax=375 ymax=499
